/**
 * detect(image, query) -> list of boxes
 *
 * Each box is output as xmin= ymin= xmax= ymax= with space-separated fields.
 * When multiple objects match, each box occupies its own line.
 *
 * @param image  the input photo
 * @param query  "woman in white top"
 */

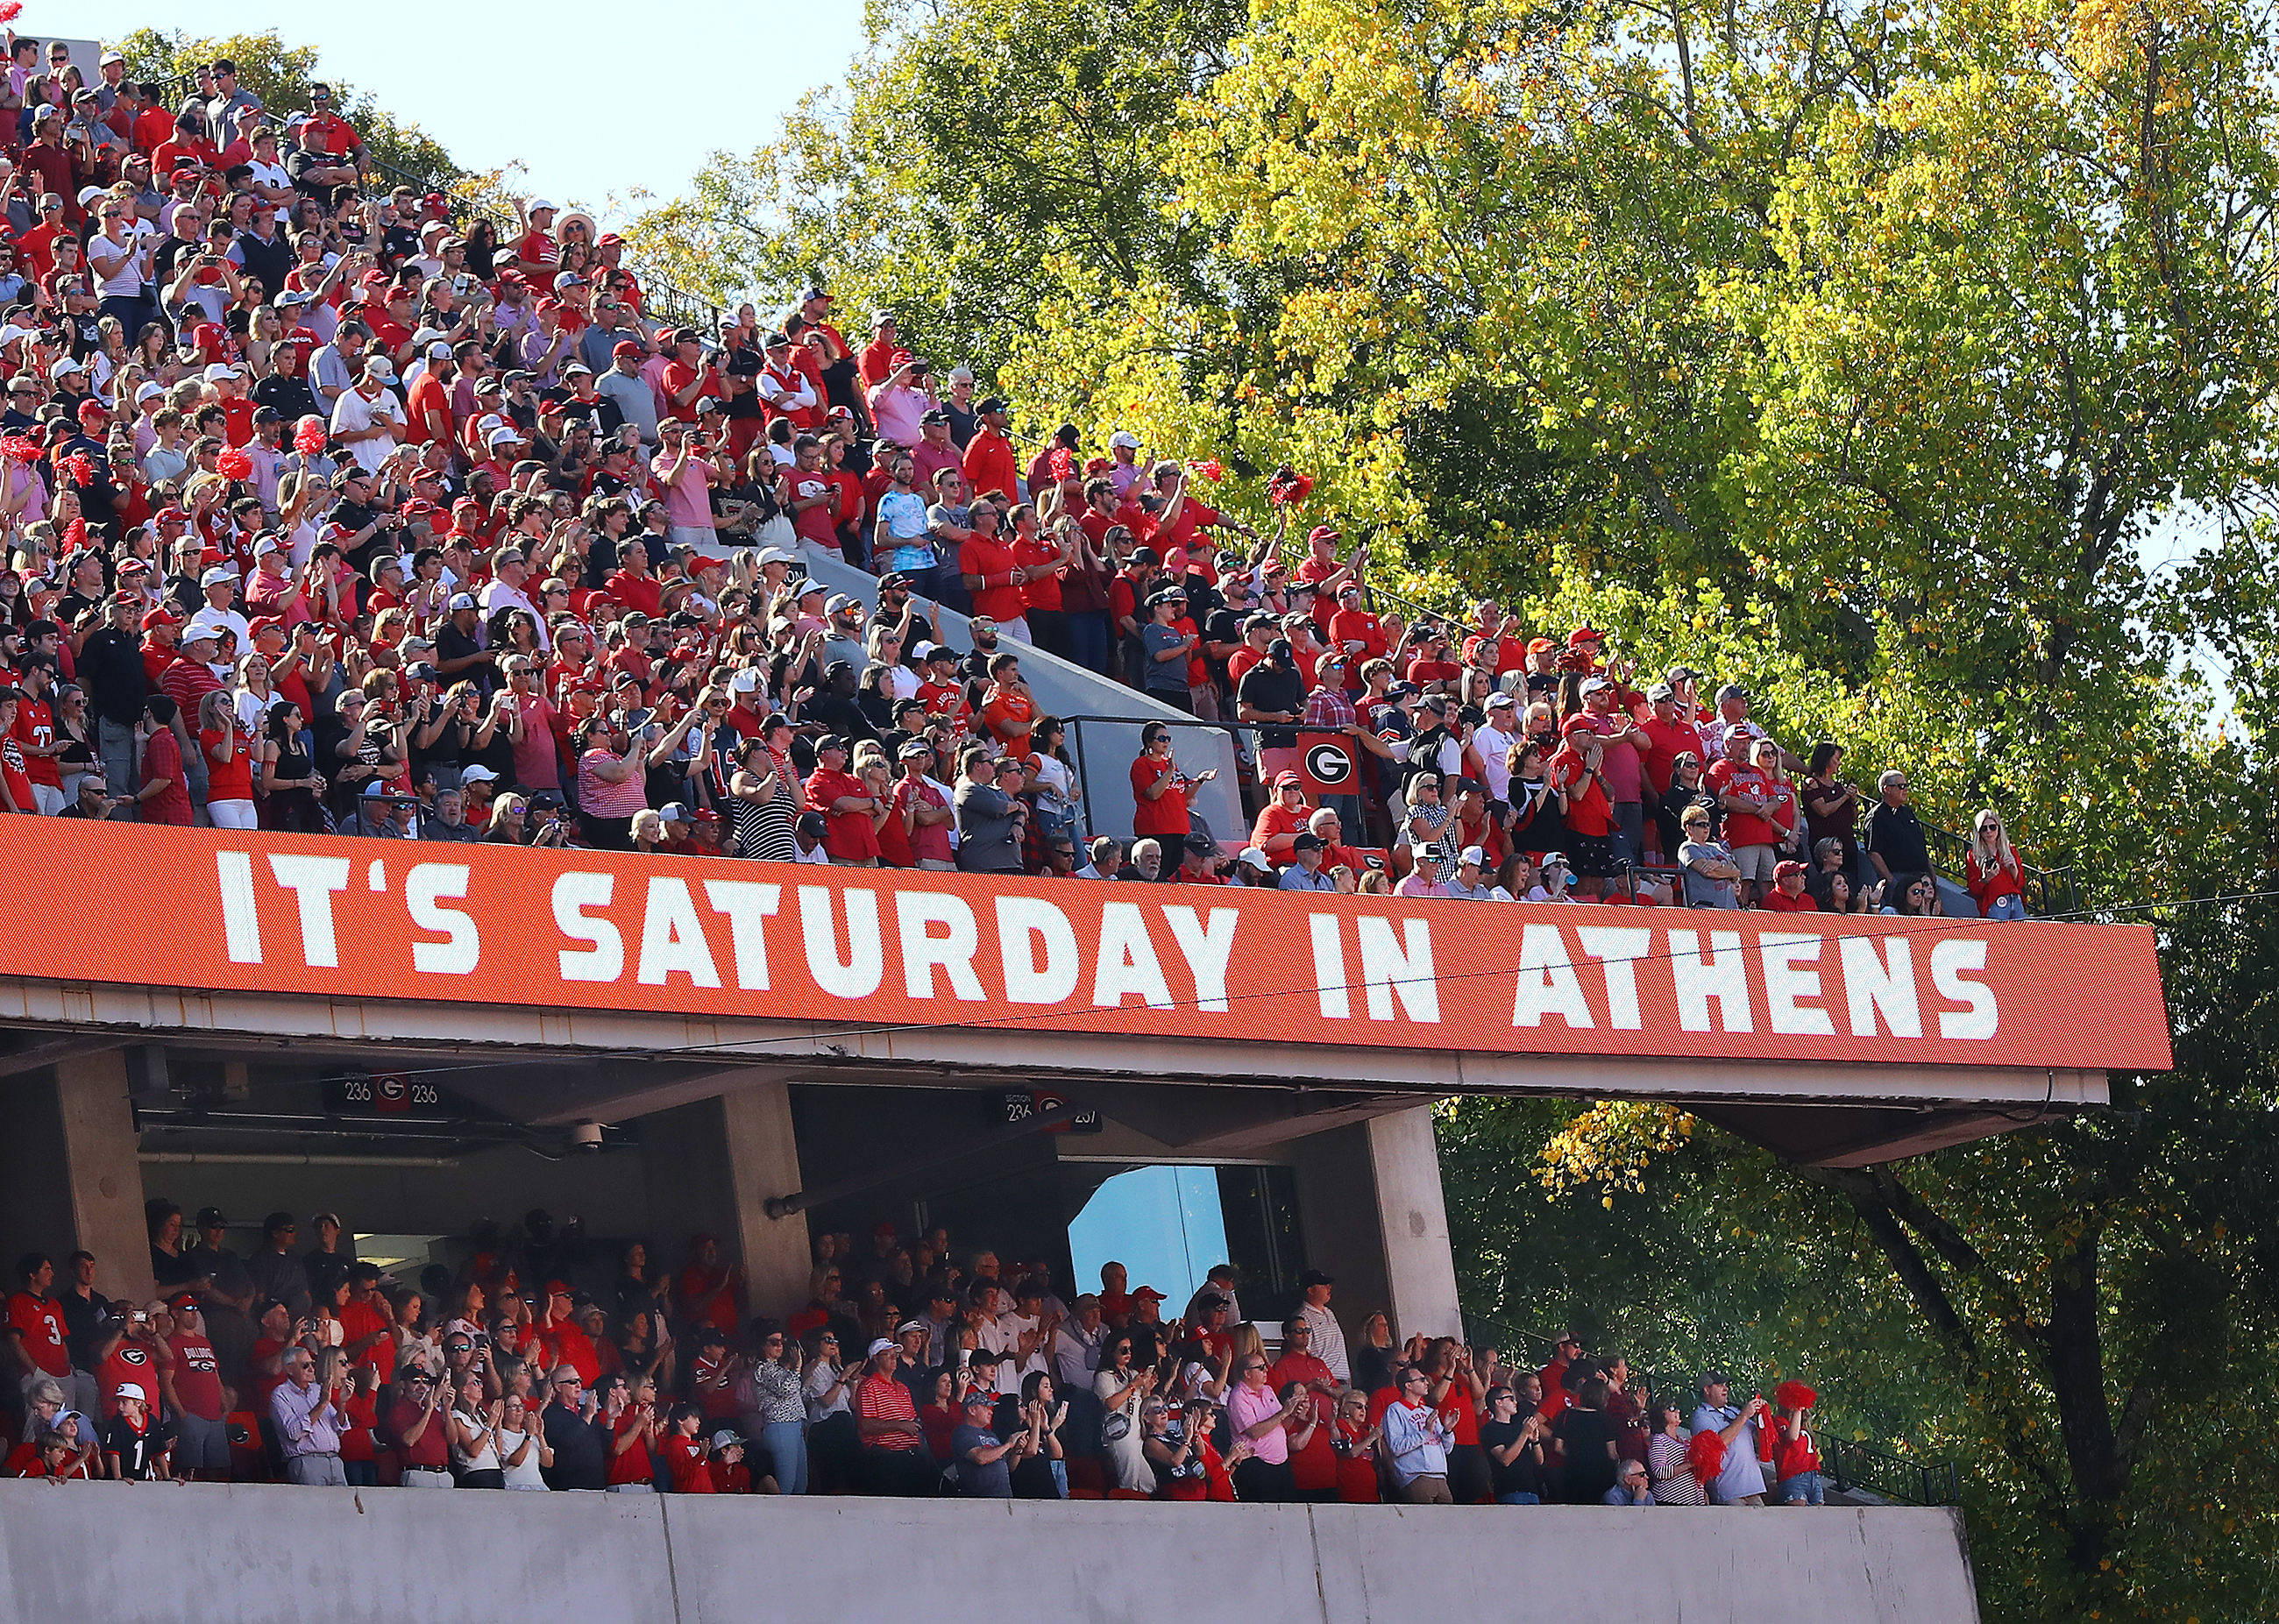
xmin=1027 ymin=717 xmax=1083 ymax=844
xmin=1092 ymin=1330 xmax=1156 ymax=1495
xmin=447 ymin=1371 xmax=506 ymax=1487
xmin=495 ymin=1394 xmax=551 ymax=1489
xmin=867 ymin=626 xmax=922 ymax=701
xmin=801 ymin=1327 xmax=859 ymax=1495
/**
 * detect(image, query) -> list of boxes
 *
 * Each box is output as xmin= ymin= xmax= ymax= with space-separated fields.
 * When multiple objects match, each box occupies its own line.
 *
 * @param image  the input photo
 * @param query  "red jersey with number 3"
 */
xmin=5 ymin=1291 xmax=70 ymax=1376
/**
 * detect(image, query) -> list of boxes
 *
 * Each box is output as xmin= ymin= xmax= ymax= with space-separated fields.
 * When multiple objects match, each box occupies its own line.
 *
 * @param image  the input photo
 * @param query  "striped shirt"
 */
xmin=856 ymin=1372 xmax=921 ymax=1451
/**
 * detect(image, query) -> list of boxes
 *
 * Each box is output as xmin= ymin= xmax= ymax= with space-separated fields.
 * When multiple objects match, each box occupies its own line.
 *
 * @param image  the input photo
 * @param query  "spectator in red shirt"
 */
xmin=661 ymin=1401 xmax=716 ymax=1492
xmin=960 ymin=396 xmax=1020 ymax=505
xmin=959 ymin=505 xmax=1031 ymax=640
xmin=135 ymin=694 xmax=195 ymax=825
xmin=855 ymin=1338 xmax=934 ymax=1495
xmin=5 ymin=1253 xmax=75 ymax=1394
xmin=1130 ymin=722 xmax=1214 ymax=845
xmin=385 ymin=1361 xmax=453 ymax=1486
xmin=806 ymin=735 xmax=886 ymax=865
xmin=676 ymin=1235 xmax=742 ymax=1338
xmin=1763 ymin=859 xmax=1820 ymax=912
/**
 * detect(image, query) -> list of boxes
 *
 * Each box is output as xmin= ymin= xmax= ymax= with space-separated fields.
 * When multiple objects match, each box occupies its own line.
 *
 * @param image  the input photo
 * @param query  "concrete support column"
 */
xmin=55 ymin=1051 xmax=153 ymax=1307
xmin=1365 ymin=1106 xmax=1463 ymax=1341
xmin=638 ymin=1078 xmax=810 ymax=1327
xmin=719 ymin=1080 xmax=811 ymax=1323
xmin=1290 ymin=1106 xmax=1463 ymax=1347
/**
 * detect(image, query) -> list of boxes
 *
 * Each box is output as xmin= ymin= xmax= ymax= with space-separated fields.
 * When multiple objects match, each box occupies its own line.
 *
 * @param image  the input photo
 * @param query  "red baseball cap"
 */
xmin=139 ymin=606 xmax=181 ymax=631
xmin=611 ymin=341 xmax=642 ymax=359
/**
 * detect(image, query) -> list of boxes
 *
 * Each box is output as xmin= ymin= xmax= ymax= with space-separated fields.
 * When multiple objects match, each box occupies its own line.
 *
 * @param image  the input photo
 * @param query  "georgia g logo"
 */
xmin=1304 ymin=740 xmax=1354 ymax=789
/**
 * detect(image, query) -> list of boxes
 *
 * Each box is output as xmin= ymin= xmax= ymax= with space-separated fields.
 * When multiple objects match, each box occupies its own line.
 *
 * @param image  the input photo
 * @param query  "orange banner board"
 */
xmin=23 ymin=823 xmax=2170 ymax=1072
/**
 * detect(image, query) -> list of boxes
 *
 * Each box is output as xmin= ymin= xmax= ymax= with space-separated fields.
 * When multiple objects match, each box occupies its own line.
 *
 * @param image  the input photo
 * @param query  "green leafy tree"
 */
xmin=634 ymin=0 xmax=2279 ymax=1606
xmin=624 ymin=0 xmax=1246 ymax=374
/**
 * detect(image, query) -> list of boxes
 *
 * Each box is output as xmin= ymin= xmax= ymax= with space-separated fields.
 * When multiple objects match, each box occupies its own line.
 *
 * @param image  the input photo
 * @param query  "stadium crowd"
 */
xmin=0 ymin=39 xmax=2037 ymax=917
xmin=6 ymin=1205 xmax=1831 ymax=1506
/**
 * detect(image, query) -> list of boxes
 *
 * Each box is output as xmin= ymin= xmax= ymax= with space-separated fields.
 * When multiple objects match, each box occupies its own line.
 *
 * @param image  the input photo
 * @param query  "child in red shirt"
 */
xmin=661 ymin=1402 xmax=715 ymax=1492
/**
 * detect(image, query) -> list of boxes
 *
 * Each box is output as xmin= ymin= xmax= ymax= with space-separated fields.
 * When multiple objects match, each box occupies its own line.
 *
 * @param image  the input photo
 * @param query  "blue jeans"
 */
xmin=1777 ymin=1471 xmax=1825 ymax=1505
xmin=1068 ymin=610 xmax=1112 ymax=677
xmin=927 ymin=561 xmax=972 ymax=618
xmin=1496 ymin=1491 xmax=1542 ymax=1505
xmin=763 ymin=1419 xmax=808 ymax=1495
xmin=1984 ymin=893 xmax=2027 ymax=921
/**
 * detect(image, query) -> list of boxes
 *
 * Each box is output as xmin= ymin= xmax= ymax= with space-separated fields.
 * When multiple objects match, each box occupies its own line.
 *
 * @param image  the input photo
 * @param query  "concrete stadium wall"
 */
xmin=0 ymin=1482 xmax=1978 ymax=1624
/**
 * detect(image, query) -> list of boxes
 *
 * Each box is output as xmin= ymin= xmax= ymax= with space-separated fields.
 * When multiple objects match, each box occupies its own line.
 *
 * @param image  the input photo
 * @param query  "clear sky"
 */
xmin=55 ymin=2 xmax=870 ymax=225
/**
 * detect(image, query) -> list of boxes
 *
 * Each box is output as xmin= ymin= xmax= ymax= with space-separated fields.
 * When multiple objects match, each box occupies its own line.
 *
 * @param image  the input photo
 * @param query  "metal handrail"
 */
xmin=1824 ymin=1431 xmax=1962 ymax=1507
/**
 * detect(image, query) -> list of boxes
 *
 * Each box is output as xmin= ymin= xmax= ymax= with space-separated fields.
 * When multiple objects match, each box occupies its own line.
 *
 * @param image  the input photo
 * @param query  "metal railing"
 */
xmin=1825 ymin=1432 xmax=1962 ymax=1507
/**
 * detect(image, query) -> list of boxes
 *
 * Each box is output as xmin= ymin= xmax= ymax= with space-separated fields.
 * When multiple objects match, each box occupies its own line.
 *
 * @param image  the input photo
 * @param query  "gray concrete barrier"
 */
xmin=0 ymin=1482 xmax=1978 ymax=1624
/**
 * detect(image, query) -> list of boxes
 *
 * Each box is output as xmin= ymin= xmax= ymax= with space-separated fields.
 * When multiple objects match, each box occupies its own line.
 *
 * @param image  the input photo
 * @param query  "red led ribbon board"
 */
xmin=24 ymin=823 xmax=2171 ymax=1072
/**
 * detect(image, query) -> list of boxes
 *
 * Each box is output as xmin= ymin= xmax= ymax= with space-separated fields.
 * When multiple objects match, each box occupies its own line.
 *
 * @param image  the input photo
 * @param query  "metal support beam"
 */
xmin=0 ymin=1034 xmax=124 ymax=1081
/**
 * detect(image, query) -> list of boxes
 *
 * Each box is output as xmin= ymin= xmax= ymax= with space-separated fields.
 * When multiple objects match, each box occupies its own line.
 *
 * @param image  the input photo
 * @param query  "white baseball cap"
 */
xmin=1108 ymin=430 xmax=1140 ymax=450
xmin=202 ymin=362 xmax=241 ymax=382
xmin=113 ymin=1382 xmax=146 ymax=1401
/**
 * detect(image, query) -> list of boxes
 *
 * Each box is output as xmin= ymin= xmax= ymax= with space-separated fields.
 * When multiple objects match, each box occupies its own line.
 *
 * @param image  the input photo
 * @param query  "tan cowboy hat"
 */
xmin=556 ymin=209 xmax=599 ymax=245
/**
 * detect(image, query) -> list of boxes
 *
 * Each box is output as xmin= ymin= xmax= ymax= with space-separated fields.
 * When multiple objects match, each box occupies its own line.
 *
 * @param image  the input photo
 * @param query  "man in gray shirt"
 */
xmin=310 ymin=323 xmax=368 ymax=413
xmin=1676 ymin=803 xmax=1743 ymax=908
xmin=954 ymin=747 xmax=1026 ymax=874
xmin=597 ymin=339 xmax=662 ymax=446
xmin=1444 ymin=845 xmax=1501 ymax=900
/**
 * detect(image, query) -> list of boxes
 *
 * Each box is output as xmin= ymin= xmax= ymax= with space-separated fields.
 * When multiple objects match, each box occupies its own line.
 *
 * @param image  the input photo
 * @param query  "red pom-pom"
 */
xmin=1775 ymin=1380 xmax=1816 ymax=1412
xmin=0 ymin=6 xmax=27 ymax=24
xmin=217 ymin=447 xmax=254 ymax=481
xmin=61 ymin=516 xmax=84 ymax=548
xmin=57 ymin=451 xmax=92 ymax=487
xmin=1047 ymin=446 xmax=1075 ymax=480
xmin=0 ymin=435 xmax=40 ymax=465
xmin=1686 ymin=1429 xmax=1725 ymax=1480
xmin=293 ymin=421 xmax=329 ymax=456
xmin=1267 ymin=466 xmax=1314 ymax=507
xmin=1187 ymin=458 xmax=1224 ymax=483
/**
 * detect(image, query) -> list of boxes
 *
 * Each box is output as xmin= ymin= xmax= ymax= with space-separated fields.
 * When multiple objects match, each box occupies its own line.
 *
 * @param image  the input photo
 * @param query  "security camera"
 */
xmin=572 ymin=1121 xmax=604 ymax=1153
